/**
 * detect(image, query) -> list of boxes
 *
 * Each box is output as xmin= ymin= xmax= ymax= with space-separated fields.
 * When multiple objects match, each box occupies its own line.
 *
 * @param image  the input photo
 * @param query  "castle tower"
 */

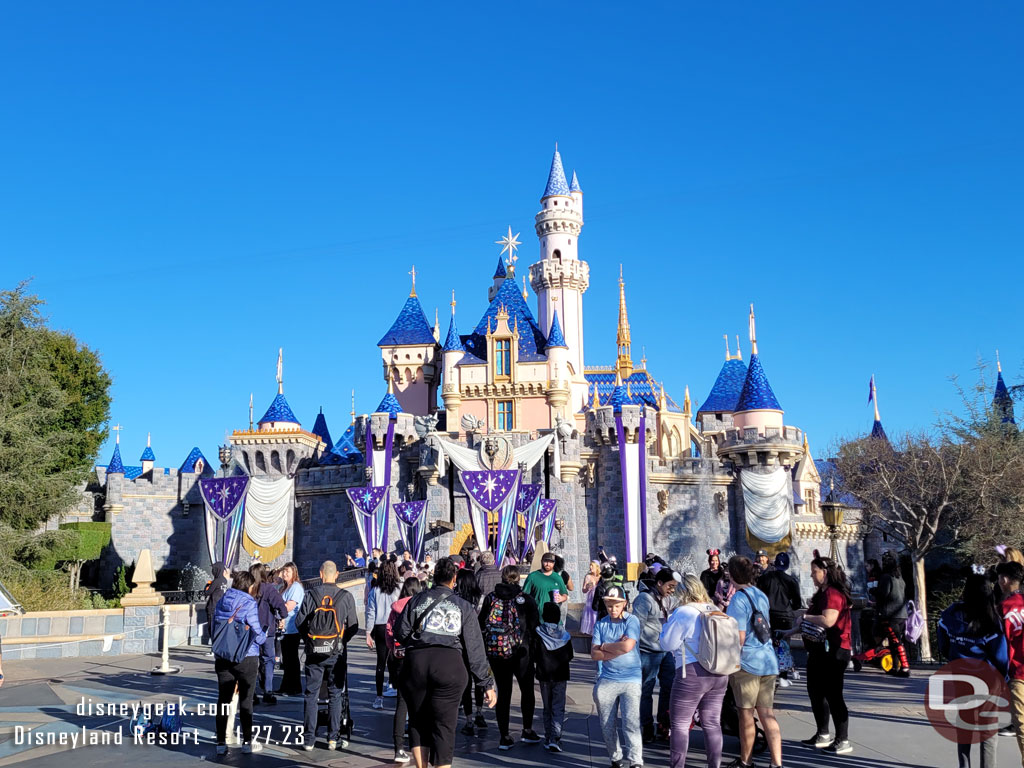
xmin=869 ymin=376 xmax=889 ymax=440
xmin=697 ymin=335 xmax=748 ymax=435
xmin=489 ymin=257 xmax=507 ymax=302
xmin=441 ymin=291 xmax=466 ymax=427
xmin=616 ymin=267 xmax=634 ymax=381
xmin=545 ymin=309 xmax=570 ymax=419
xmin=732 ymin=305 xmax=784 ymax=433
xmin=529 ymin=145 xmax=590 ymax=412
xmin=377 ymin=267 xmax=441 ymax=416
xmin=140 ymin=433 xmax=155 ymax=474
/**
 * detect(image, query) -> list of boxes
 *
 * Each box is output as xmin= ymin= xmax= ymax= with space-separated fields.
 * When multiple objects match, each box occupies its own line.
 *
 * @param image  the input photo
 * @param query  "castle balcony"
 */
xmin=714 ymin=425 xmax=804 ymax=468
xmin=528 ymin=258 xmax=590 ymax=293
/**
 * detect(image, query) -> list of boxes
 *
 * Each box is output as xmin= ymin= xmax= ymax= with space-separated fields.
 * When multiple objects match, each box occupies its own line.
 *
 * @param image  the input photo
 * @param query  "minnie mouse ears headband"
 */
xmin=706 ymin=549 xmax=721 ymax=557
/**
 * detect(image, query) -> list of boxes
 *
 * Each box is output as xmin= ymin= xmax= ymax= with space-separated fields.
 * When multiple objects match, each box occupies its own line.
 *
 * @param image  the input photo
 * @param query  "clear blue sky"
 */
xmin=1 ymin=3 xmax=1021 ymax=468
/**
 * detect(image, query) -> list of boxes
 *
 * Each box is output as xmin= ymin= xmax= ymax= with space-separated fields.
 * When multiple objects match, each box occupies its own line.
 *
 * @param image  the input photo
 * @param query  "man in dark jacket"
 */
xmin=294 ymin=560 xmax=359 ymax=751
xmin=632 ymin=568 xmax=679 ymax=741
xmin=756 ymin=552 xmax=802 ymax=686
xmin=871 ymin=551 xmax=910 ymax=676
xmin=475 ymin=551 xmax=502 ymax=598
xmin=480 ymin=564 xmax=542 ymax=749
xmin=250 ymin=563 xmax=288 ymax=704
xmin=397 ymin=557 xmax=496 ymax=768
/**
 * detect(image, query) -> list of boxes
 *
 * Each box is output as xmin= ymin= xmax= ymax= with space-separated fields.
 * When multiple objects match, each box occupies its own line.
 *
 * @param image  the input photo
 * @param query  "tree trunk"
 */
xmin=913 ymin=556 xmax=932 ymax=662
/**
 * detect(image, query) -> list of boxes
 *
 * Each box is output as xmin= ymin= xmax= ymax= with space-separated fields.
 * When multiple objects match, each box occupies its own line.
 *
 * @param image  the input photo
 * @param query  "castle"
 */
xmin=72 ymin=147 xmax=1018 ymax=600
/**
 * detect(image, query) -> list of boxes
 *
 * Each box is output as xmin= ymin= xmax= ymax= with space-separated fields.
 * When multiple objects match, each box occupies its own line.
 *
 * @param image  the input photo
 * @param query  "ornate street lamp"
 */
xmin=820 ymin=477 xmax=846 ymax=566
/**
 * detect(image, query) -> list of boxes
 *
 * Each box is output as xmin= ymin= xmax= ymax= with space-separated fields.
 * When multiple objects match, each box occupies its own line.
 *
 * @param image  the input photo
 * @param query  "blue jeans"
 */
xmin=640 ymin=650 xmax=675 ymax=730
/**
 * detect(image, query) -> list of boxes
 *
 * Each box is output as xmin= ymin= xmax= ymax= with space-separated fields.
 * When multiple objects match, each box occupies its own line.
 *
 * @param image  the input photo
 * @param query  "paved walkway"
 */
xmin=0 ymin=644 xmax=1020 ymax=767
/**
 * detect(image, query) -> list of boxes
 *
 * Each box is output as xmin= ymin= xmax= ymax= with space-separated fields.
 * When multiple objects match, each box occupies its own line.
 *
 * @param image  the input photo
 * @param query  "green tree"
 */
xmin=0 ymin=282 xmax=112 ymax=529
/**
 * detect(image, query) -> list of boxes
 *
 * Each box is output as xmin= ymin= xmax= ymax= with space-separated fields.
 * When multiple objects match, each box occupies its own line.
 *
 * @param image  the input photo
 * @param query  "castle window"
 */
xmin=271 ymin=451 xmax=282 ymax=472
xmin=497 ymin=400 xmax=514 ymax=431
xmin=804 ymin=490 xmax=817 ymax=516
xmin=286 ymin=449 xmax=296 ymax=473
xmin=255 ymin=452 xmax=266 ymax=472
xmin=495 ymin=339 xmax=511 ymax=377
xmin=553 ymin=249 xmax=561 ymax=260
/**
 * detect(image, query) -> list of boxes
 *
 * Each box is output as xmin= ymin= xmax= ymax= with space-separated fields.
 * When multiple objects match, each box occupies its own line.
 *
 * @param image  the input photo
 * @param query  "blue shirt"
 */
xmin=592 ymin=612 xmax=643 ymax=682
xmin=353 ymin=557 xmax=366 ymax=567
xmin=283 ymin=582 xmax=305 ymax=635
xmin=726 ymin=587 xmax=779 ymax=676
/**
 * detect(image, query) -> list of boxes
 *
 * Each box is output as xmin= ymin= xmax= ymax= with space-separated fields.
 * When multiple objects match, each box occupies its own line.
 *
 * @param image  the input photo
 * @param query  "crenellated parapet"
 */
xmin=586 ymin=403 xmax=656 ymax=446
xmin=529 ymin=258 xmax=590 ymax=294
xmin=714 ymin=424 xmax=804 ymax=468
xmin=357 ymin=412 xmax=419 ymax=452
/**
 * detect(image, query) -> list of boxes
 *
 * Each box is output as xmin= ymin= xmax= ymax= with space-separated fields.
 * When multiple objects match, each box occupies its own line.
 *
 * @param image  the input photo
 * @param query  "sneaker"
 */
xmin=777 ymin=677 xmax=792 ymax=688
xmin=800 ymin=732 xmax=832 ymax=748
xmin=610 ymin=761 xmax=624 ymax=768
xmin=522 ymin=729 xmax=542 ymax=744
xmin=1000 ymin=725 xmax=1017 ymax=737
xmin=384 ymin=685 xmax=399 ymax=698
xmin=723 ymin=760 xmax=753 ymax=768
xmin=263 ymin=693 xmax=277 ymax=705
xmin=373 ymin=696 xmax=384 ymax=710
xmin=302 ymin=743 xmax=315 ymax=751
xmin=328 ymin=739 xmax=337 ymax=751
xmin=896 ymin=667 xmax=911 ymax=678
xmin=474 ymin=713 xmax=487 ymax=728
xmin=548 ymin=740 xmax=563 ymax=752
xmin=395 ymin=749 xmax=412 ymax=764
xmin=499 ymin=736 xmax=516 ymax=750
xmin=461 ymin=721 xmax=476 ymax=736
xmin=215 ymin=744 xmax=228 ymax=755
xmin=824 ymin=739 xmax=853 ymax=754
xmin=242 ymin=741 xmax=263 ymax=754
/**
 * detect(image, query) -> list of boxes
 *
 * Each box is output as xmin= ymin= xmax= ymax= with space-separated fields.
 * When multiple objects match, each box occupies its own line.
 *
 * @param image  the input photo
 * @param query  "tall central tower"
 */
xmin=529 ymin=146 xmax=590 ymax=413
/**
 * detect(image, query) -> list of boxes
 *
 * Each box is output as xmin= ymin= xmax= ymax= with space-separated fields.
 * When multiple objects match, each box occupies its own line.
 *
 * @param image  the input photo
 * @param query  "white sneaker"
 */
xmin=383 ymin=685 xmax=399 ymax=698
xmin=373 ymin=696 xmax=384 ymax=710
xmin=242 ymin=741 xmax=263 ymax=754
xmin=215 ymin=744 xmax=228 ymax=755
xmin=778 ymin=677 xmax=792 ymax=688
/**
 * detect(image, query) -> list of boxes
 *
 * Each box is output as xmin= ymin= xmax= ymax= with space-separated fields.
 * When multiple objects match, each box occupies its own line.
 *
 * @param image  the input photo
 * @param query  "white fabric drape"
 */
xmin=436 ymin=433 xmax=556 ymax=474
xmin=244 ymin=477 xmax=292 ymax=547
xmin=623 ymin=441 xmax=642 ymax=562
xmin=740 ymin=468 xmax=792 ymax=543
xmin=436 ymin=439 xmax=481 ymax=473
xmin=513 ymin=433 xmax=554 ymax=474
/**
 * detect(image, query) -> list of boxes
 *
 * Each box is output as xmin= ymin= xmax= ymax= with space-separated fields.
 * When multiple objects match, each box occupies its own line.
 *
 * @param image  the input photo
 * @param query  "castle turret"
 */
xmin=530 ymin=145 xmax=590 ymax=412
xmin=489 ymin=256 xmax=508 ymax=302
xmin=377 ymin=268 xmax=441 ymax=416
xmin=869 ymin=376 xmax=889 ymax=441
xmin=441 ymin=292 xmax=466 ymax=427
xmin=569 ymin=170 xmax=583 ymax=218
xmin=140 ymin=432 xmax=155 ymax=474
xmin=545 ymin=309 xmax=570 ymax=418
xmin=732 ymin=305 xmax=783 ymax=433
xmin=616 ymin=267 xmax=634 ymax=382
xmin=697 ymin=335 xmax=748 ymax=435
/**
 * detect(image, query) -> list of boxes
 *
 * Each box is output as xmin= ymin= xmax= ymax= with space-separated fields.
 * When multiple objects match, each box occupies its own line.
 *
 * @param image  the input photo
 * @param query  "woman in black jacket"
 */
xmin=871 ymin=552 xmax=910 ymax=676
xmin=396 ymin=558 xmax=496 ymax=768
xmin=250 ymin=563 xmax=288 ymax=704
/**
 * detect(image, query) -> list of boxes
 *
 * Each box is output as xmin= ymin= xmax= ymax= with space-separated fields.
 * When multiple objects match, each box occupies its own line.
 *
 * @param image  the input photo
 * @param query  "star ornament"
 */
xmin=496 ymin=227 xmax=521 ymax=262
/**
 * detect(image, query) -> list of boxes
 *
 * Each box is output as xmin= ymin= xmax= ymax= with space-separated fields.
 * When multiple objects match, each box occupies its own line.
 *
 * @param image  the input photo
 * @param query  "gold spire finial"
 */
xmin=522 ymin=275 xmax=528 ymax=300
xmin=450 ymin=289 xmax=457 ymax=313
xmin=748 ymin=304 xmax=758 ymax=355
xmin=997 ymin=349 xmax=1003 ymax=373
xmin=736 ymin=334 xmax=742 ymax=361
xmin=616 ymin=266 xmax=633 ymax=379
xmin=803 ymin=432 xmax=810 ymax=453
xmin=592 ymin=384 xmax=601 ymax=408
xmin=724 ymin=334 xmax=731 ymax=361
xmin=112 ymin=423 xmax=123 ymax=444
xmin=276 ymin=348 xmax=284 ymax=394
xmin=683 ymin=384 xmax=691 ymax=414
xmin=408 ymin=265 xmax=417 ymax=297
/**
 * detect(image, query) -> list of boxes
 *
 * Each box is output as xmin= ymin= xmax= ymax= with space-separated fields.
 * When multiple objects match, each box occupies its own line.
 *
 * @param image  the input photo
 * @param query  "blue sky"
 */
xmin=1 ymin=3 xmax=1021 ymax=468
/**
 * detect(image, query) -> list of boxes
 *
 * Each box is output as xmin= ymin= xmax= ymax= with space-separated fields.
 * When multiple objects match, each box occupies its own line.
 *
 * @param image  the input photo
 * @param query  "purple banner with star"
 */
xmin=459 ymin=469 xmax=520 ymax=560
xmin=346 ymin=485 xmax=390 ymax=552
xmin=516 ymin=484 xmax=542 ymax=560
xmin=394 ymin=500 xmax=427 ymax=562
xmin=199 ymin=476 xmax=249 ymax=567
xmin=537 ymin=499 xmax=558 ymax=545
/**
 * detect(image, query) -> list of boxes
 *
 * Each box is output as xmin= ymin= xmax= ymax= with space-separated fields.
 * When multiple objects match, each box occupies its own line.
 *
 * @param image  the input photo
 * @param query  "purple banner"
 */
xmin=462 ymin=470 xmax=519 ymax=511
xmin=394 ymin=500 xmax=427 ymax=562
xmin=517 ymin=484 xmax=542 ymax=559
xmin=538 ymin=499 xmax=558 ymax=545
xmin=199 ymin=476 xmax=249 ymax=521
xmin=346 ymin=485 xmax=389 ymax=551
xmin=460 ymin=469 xmax=520 ymax=556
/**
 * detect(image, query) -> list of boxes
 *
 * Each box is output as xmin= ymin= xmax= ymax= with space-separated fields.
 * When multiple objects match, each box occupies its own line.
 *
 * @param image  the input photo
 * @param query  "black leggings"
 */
xmin=392 ymin=655 xmax=409 ymax=751
xmin=279 ymin=633 xmax=303 ymax=694
xmin=215 ymin=655 xmax=259 ymax=744
xmin=462 ymin=681 xmax=484 ymax=717
xmin=491 ymin=649 xmax=536 ymax=737
xmin=401 ymin=646 xmax=468 ymax=766
xmin=807 ymin=647 xmax=850 ymax=741
xmin=372 ymin=624 xmax=389 ymax=696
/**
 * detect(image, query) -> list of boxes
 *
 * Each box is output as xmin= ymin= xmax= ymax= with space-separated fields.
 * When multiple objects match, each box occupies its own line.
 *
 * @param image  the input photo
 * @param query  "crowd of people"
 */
xmin=204 ymin=541 xmax=1024 ymax=768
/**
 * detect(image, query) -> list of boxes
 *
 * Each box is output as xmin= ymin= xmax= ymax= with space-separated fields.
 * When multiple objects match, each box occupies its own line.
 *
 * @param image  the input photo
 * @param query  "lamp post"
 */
xmin=218 ymin=443 xmax=232 ymax=478
xmin=820 ymin=477 xmax=846 ymax=566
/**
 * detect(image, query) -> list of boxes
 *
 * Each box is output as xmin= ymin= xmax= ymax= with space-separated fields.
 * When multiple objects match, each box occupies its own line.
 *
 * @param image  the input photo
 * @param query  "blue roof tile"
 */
xmin=543 ymin=147 xmax=571 ymax=197
xmin=107 ymin=444 xmax=125 ymax=474
xmin=994 ymin=371 xmax=1017 ymax=425
xmin=320 ymin=423 xmax=363 ymax=465
xmin=443 ymin=312 xmax=465 ymax=353
xmin=493 ymin=257 xmax=507 ymax=279
xmin=180 ymin=447 xmax=211 ymax=473
xmin=378 ymin=295 xmax=437 ymax=347
xmin=547 ymin=310 xmax=567 ymax=348
xmin=375 ymin=391 xmax=403 ymax=417
xmin=735 ymin=354 xmax=782 ymax=412
xmin=584 ymin=370 xmax=683 ymax=413
xmin=569 ymin=170 xmax=582 ymax=193
xmin=698 ymin=359 xmax=748 ymax=413
xmin=458 ymin=277 xmax=549 ymax=365
xmin=870 ymin=419 xmax=889 ymax=441
xmin=124 ymin=466 xmax=143 ymax=480
xmin=140 ymin=446 xmax=155 ymax=462
xmin=311 ymin=409 xmax=334 ymax=452
xmin=259 ymin=393 xmax=300 ymax=426
xmin=608 ymin=382 xmax=631 ymax=412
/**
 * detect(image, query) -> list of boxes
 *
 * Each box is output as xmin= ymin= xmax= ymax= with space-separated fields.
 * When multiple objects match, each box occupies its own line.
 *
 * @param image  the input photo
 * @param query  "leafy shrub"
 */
xmin=112 ymin=564 xmax=130 ymax=598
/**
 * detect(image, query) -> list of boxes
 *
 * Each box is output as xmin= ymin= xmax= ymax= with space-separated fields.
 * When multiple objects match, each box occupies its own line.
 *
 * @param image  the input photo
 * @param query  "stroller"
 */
xmin=315 ymin=667 xmax=354 ymax=744
xmin=694 ymin=684 xmax=767 ymax=755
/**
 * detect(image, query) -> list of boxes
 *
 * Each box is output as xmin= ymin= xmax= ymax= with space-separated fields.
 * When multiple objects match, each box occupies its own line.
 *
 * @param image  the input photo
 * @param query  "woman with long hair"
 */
xmin=367 ymin=559 xmax=403 ymax=708
xmin=659 ymin=574 xmax=729 ymax=768
xmin=938 ymin=573 xmax=1009 ymax=768
xmin=787 ymin=556 xmax=853 ymax=755
xmin=455 ymin=568 xmax=486 ymax=734
xmin=581 ymin=560 xmax=601 ymax=636
xmin=276 ymin=562 xmax=304 ymax=696
xmin=249 ymin=562 xmax=288 ymax=704
xmin=387 ymin=576 xmax=423 ymax=764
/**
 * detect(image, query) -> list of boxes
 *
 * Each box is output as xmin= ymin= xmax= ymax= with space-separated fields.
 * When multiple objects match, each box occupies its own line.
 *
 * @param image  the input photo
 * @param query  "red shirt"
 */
xmin=1002 ymin=593 xmax=1024 ymax=680
xmin=809 ymin=586 xmax=852 ymax=651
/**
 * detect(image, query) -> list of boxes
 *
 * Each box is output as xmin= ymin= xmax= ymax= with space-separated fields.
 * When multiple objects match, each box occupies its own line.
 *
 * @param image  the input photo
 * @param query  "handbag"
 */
xmin=800 ymin=619 xmax=827 ymax=646
xmin=213 ymin=602 xmax=254 ymax=663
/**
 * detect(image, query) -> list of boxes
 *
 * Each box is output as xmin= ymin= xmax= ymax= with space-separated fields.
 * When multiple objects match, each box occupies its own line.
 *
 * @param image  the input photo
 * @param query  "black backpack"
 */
xmin=737 ymin=589 xmax=772 ymax=644
xmin=305 ymin=591 xmax=343 ymax=656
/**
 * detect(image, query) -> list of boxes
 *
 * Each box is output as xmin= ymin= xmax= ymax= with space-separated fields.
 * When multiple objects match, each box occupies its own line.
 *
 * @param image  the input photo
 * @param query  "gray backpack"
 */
xmin=697 ymin=602 xmax=742 ymax=675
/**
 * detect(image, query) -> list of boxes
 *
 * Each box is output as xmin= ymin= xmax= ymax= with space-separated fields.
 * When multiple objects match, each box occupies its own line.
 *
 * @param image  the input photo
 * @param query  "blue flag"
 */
xmin=868 ymin=375 xmax=875 ymax=404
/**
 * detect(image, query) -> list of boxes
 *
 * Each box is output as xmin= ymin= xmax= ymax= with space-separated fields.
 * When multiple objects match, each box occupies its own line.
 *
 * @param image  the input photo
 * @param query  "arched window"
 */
xmin=255 ymin=452 xmax=266 ymax=472
xmin=271 ymin=451 xmax=282 ymax=472
xmin=286 ymin=449 xmax=296 ymax=473
xmin=553 ymin=249 xmax=562 ymax=261
xmin=242 ymin=452 xmax=251 ymax=473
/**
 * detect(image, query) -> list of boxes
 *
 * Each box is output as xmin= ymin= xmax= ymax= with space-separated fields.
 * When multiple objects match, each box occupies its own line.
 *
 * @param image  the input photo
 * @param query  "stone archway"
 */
xmin=450 ymin=523 xmax=475 ymax=555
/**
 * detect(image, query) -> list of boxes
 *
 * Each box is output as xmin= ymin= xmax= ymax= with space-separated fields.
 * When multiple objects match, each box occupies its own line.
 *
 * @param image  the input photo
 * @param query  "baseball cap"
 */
xmin=756 ymin=549 xmax=768 ymax=558
xmin=603 ymin=585 xmax=627 ymax=602
xmin=541 ymin=552 xmax=556 ymax=563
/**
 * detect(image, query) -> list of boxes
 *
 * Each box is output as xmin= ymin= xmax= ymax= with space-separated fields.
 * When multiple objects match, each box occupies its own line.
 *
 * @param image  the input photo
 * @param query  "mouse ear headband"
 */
xmin=706 ymin=548 xmax=721 ymax=557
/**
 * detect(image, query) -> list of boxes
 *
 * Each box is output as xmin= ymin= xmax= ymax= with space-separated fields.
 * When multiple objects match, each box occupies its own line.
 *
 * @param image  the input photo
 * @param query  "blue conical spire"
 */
xmin=443 ymin=303 xmax=465 ymax=353
xmin=140 ymin=433 xmax=155 ymax=462
xmin=735 ymin=354 xmax=782 ymax=412
xmin=569 ymin=170 xmax=582 ymax=193
xmin=994 ymin=353 xmax=1016 ymax=425
xmin=547 ymin=310 xmax=567 ymax=349
xmin=493 ymin=257 xmax=507 ymax=279
xmin=107 ymin=443 xmax=125 ymax=474
xmin=311 ymin=408 xmax=334 ymax=452
xmin=259 ymin=393 xmax=300 ymax=426
xmin=542 ymin=145 xmax=571 ymax=198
